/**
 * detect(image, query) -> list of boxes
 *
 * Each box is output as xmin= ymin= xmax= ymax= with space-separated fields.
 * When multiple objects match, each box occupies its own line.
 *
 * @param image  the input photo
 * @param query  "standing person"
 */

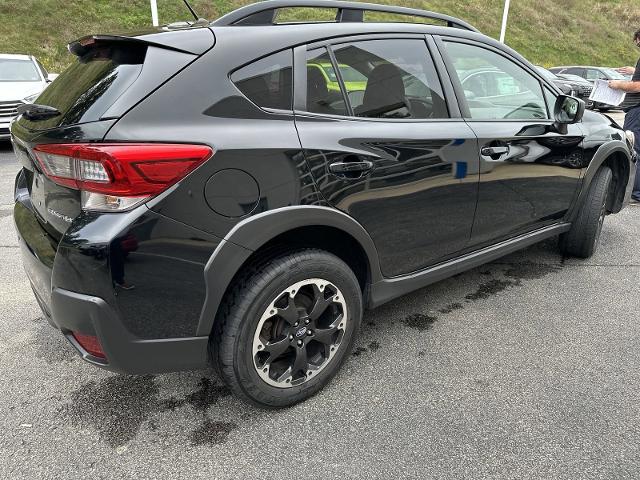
xmin=610 ymin=29 xmax=640 ymax=202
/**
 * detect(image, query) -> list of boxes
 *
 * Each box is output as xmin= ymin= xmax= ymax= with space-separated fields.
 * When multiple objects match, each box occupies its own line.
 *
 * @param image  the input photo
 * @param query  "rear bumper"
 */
xmin=14 ymin=200 xmax=212 ymax=374
xmin=50 ymin=288 xmax=210 ymax=373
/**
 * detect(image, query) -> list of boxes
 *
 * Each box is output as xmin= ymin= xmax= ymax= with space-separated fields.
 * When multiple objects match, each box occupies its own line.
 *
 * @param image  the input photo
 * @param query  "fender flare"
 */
xmin=570 ymin=140 xmax=632 ymax=219
xmin=196 ymin=206 xmax=381 ymax=336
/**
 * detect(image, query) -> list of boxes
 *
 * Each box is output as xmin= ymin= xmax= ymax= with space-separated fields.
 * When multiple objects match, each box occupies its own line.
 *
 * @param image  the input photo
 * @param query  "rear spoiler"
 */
xmin=68 ymin=27 xmax=215 ymax=57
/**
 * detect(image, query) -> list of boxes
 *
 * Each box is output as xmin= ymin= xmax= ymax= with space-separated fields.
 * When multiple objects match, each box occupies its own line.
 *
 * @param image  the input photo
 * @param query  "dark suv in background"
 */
xmin=549 ymin=65 xmax=632 ymax=110
xmin=11 ymin=0 xmax=636 ymax=407
xmin=535 ymin=66 xmax=594 ymax=109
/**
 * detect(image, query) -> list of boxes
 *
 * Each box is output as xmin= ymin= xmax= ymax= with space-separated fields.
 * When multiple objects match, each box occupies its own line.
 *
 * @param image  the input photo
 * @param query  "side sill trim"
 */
xmin=368 ymin=222 xmax=571 ymax=308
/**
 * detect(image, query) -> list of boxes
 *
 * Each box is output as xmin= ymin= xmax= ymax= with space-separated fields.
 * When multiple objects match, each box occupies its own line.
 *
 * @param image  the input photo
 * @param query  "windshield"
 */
xmin=535 ymin=66 xmax=558 ymax=81
xmin=602 ymin=68 xmax=627 ymax=80
xmin=559 ymin=74 xmax=587 ymax=83
xmin=0 ymin=59 xmax=41 ymax=82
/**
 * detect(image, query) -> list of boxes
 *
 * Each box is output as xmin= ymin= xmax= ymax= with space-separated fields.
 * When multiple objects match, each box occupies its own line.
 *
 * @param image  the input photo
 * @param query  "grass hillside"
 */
xmin=0 ymin=0 xmax=639 ymax=72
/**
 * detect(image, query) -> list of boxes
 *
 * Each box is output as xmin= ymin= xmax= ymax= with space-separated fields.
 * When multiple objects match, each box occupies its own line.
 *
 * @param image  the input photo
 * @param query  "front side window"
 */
xmin=231 ymin=50 xmax=293 ymax=111
xmin=305 ymin=38 xmax=448 ymax=119
xmin=445 ymin=42 xmax=548 ymax=120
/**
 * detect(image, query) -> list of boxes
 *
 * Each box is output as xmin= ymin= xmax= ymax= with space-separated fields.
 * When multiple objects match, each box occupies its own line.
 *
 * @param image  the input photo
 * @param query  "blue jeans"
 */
xmin=623 ymin=106 xmax=640 ymax=199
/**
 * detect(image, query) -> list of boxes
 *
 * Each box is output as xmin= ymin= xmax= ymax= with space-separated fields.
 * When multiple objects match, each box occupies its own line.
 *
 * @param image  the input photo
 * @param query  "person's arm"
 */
xmin=616 ymin=66 xmax=636 ymax=75
xmin=609 ymin=80 xmax=640 ymax=92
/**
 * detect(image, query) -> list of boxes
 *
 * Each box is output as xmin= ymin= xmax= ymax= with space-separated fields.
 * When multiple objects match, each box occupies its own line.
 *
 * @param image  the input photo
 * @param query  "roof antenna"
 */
xmin=182 ymin=0 xmax=207 ymax=24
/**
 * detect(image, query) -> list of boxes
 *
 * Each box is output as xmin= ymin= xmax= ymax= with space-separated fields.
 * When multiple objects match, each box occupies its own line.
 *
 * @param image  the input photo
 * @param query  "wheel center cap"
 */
xmin=295 ymin=326 xmax=308 ymax=338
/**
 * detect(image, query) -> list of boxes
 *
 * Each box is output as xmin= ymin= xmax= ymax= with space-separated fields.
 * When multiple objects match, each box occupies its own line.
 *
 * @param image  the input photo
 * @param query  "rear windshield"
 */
xmin=23 ymin=44 xmax=146 ymax=130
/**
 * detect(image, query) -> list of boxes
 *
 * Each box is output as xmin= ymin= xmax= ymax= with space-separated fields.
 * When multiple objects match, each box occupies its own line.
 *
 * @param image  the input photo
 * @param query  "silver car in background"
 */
xmin=0 ymin=54 xmax=57 ymax=140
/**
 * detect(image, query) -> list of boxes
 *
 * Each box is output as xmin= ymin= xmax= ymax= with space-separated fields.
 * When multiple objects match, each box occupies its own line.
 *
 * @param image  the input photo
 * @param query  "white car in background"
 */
xmin=0 ymin=54 xmax=57 ymax=140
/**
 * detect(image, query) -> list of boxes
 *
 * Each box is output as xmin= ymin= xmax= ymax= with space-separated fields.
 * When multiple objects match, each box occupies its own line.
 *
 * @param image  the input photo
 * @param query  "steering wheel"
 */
xmin=504 ymin=102 xmax=546 ymax=119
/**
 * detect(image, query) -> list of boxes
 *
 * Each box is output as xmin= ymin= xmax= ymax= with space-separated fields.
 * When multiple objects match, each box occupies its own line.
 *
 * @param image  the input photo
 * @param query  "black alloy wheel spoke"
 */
xmin=263 ymin=336 xmax=290 ymax=359
xmin=276 ymin=295 xmax=299 ymax=325
xmin=275 ymin=367 xmax=293 ymax=383
xmin=309 ymin=287 xmax=334 ymax=320
xmin=313 ymin=324 xmax=339 ymax=345
xmin=292 ymin=346 xmax=308 ymax=374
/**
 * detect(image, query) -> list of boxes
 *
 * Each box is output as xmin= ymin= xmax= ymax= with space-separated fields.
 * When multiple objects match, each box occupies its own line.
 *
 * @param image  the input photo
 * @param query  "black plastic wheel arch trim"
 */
xmin=568 ymin=140 xmax=634 ymax=219
xmin=196 ymin=205 xmax=381 ymax=336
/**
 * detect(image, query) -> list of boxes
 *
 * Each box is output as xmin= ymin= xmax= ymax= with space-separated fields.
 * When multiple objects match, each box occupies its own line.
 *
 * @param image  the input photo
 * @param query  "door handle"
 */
xmin=481 ymin=146 xmax=510 ymax=158
xmin=329 ymin=160 xmax=374 ymax=178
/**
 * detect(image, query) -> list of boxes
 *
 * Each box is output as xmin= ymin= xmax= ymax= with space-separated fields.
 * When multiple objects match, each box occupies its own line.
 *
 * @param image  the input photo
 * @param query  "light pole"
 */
xmin=150 ymin=0 xmax=159 ymax=26
xmin=499 ymin=0 xmax=511 ymax=43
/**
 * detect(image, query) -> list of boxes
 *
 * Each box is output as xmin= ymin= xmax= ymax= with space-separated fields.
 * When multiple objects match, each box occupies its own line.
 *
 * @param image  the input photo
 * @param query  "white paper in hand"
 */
xmin=589 ymin=79 xmax=626 ymax=106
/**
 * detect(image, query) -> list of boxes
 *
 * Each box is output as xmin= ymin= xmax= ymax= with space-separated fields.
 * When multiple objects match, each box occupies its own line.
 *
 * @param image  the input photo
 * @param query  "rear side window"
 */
xmin=305 ymin=39 xmax=448 ymax=119
xmin=231 ymin=50 xmax=293 ymax=111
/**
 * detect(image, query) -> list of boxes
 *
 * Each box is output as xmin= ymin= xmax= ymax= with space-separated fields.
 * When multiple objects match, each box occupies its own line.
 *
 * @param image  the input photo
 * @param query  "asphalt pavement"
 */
xmin=1 ymin=125 xmax=640 ymax=479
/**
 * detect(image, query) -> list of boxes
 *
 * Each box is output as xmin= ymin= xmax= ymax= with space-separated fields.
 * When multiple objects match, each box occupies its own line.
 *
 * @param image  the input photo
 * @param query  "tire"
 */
xmin=211 ymin=248 xmax=363 ymax=408
xmin=559 ymin=166 xmax=612 ymax=258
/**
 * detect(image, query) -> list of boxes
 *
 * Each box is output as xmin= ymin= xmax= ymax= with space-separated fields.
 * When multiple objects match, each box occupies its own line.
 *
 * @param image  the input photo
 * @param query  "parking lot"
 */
xmin=2 ymin=118 xmax=640 ymax=479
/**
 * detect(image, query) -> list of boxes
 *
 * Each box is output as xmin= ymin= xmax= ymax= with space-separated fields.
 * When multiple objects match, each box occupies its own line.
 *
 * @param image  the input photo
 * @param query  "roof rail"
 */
xmin=212 ymin=0 xmax=479 ymax=32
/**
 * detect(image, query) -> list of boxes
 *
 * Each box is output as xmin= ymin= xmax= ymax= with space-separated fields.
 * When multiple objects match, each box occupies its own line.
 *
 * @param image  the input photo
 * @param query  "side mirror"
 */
xmin=554 ymin=95 xmax=585 ymax=134
xmin=46 ymin=73 xmax=59 ymax=83
xmin=464 ymin=89 xmax=477 ymax=100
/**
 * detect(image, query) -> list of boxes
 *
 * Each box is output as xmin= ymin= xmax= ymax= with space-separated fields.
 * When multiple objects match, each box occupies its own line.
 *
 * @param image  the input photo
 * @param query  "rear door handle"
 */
xmin=481 ymin=146 xmax=510 ymax=158
xmin=329 ymin=160 xmax=374 ymax=178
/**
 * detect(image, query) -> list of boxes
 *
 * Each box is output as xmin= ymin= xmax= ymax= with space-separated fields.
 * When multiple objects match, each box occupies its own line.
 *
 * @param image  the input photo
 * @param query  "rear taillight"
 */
xmin=33 ymin=143 xmax=213 ymax=211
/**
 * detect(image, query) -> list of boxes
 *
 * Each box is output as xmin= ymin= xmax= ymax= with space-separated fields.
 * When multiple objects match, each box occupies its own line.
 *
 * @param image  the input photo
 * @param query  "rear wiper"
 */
xmin=16 ymin=104 xmax=61 ymax=121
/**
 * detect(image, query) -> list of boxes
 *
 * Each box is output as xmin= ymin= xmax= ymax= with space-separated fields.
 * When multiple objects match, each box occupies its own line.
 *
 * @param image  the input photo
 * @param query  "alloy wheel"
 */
xmin=252 ymin=278 xmax=347 ymax=388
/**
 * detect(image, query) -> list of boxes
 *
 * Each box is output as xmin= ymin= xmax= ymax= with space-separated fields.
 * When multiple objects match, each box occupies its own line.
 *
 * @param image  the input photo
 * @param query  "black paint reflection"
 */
xmin=111 ymin=213 xmax=220 ymax=339
xmin=470 ymin=120 xmax=585 ymax=244
xmin=296 ymin=116 xmax=480 ymax=276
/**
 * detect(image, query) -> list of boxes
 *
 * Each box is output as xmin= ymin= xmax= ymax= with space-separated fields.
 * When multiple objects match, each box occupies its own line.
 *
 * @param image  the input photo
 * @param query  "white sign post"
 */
xmin=499 ymin=0 xmax=511 ymax=43
xmin=150 ymin=0 xmax=159 ymax=26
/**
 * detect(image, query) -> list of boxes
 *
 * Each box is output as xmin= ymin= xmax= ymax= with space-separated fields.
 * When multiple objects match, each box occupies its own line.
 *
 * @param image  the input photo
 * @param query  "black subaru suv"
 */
xmin=11 ymin=1 xmax=636 ymax=407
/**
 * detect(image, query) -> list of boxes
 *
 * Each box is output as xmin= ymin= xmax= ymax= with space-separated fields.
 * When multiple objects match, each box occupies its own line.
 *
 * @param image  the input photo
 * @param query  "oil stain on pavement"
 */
xmin=63 ymin=375 xmax=235 ymax=448
xmin=401 ymin=313 xmax=438 ymax=331
xmin=351 ymin=341 xmax=382 ymax=357
xmin=190 ymin=420 xmax=238 ymax=446
xmin=465 ymin=279 xmax=516 ymax=301
xmin=64 ymin=375 xmax=160 ymax=447
xmin=401 ymin=261 xmax=564 ymax=334
xmin=160 ymin=377 xmax=230 ymax=412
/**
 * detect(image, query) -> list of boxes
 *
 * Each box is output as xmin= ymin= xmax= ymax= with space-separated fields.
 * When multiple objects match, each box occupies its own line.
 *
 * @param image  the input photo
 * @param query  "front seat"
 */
xmin=356 ymin=63 xmax=411 ymax=118
xmin=307 ymin=67 xmax=333 ymax=114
